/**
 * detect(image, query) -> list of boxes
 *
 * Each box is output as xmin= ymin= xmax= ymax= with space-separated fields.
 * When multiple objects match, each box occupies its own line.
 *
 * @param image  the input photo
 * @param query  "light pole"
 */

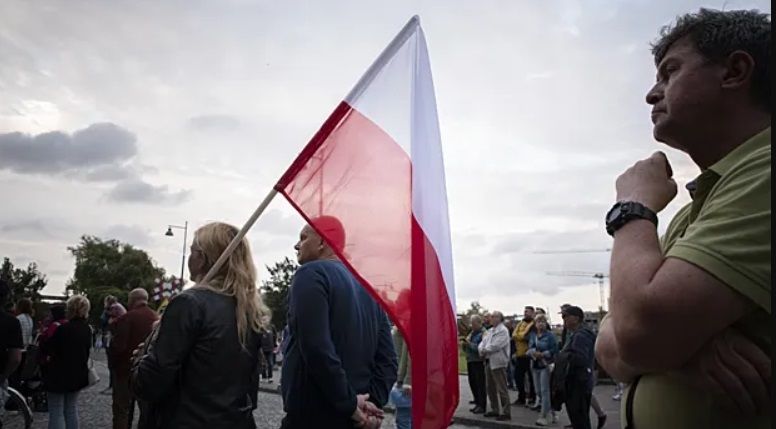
xmin=165 ymin=221 xmax=188 ymax=281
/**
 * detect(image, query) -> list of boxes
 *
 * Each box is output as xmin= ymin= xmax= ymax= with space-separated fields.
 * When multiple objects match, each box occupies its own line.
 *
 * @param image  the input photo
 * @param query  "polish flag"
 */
xmin=275 ymin=16 xmax=458 ymax=429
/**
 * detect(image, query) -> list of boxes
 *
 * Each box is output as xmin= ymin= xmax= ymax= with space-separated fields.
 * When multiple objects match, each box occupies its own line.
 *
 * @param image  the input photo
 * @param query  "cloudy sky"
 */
xmin=1 ymin=0 xmax=769 ymax=317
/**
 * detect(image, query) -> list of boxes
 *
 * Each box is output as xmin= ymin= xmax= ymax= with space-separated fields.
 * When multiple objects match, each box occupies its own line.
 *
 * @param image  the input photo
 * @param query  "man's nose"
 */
xmin=645 ymin=83 xmax=662 ymax=105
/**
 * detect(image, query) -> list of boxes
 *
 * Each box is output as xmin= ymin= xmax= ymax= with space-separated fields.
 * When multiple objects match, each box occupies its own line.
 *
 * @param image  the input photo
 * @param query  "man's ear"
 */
xmin=720 ymin=50 xmax=756 ymax=91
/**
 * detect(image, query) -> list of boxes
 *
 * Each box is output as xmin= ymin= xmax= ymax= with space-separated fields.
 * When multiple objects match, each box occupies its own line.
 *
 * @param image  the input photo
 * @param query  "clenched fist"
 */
xmin=616 ymin=151 xmax=678 ymax=213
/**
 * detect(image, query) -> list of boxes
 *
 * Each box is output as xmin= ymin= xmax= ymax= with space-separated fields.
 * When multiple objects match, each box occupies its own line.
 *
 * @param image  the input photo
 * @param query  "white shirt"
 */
xmin=16 ymin=313 xmax=34 ymax=348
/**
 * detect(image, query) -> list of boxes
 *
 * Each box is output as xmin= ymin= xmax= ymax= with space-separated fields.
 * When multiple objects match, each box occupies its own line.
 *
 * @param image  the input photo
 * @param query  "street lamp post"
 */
xmin=165 ymin=221 xmax=189 ymax=281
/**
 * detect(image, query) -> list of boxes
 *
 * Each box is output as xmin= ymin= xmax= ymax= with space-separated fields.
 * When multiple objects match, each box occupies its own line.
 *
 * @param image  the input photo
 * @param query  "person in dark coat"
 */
xmin=109 ymin=288 xmax=158 ymax=429
xmin=559 ymin=306 xmax=596 ymax=429
xmin=280 ymin=218 xmax=397 ymax=429
xmin=132 ymin=222 xmax=268 ymax=429
xmin=41 ymin=295 xmax=92 ymax=429
xmin=259 ymin=322 xmax=277 ymax=383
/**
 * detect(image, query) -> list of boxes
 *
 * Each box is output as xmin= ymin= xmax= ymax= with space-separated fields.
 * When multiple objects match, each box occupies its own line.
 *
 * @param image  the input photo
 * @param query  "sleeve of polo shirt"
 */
xmin=665 ymin=149 xmax=771 ymax=314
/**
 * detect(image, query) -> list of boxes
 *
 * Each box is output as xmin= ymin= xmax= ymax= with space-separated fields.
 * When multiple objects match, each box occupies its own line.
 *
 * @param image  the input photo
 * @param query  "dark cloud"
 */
xmin=188 ymin=115 xmax=242 ymax=132
xmin=0 ymin=220 xmax=51 ymax=236
xmin=106 ymin=178 xmax=191 ymax=205
xmin=0 ymin=122 xmax=137 ymax=174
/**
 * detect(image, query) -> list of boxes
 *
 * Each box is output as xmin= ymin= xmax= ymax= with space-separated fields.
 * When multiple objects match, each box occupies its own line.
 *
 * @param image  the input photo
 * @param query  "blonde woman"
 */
xmin=133 ymin=222 xmax=269 ymax=429
xmin=41 ymin=295 xmax=92 ymax=429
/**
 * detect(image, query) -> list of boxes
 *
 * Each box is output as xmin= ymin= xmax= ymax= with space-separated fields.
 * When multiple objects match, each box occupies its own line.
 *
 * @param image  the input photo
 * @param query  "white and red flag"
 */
xmin=275 ymin=15 xmax=458 ymax=429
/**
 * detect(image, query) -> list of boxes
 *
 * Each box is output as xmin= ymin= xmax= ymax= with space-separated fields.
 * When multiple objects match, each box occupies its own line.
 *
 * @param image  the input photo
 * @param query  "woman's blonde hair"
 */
xmin=192 ymin=222 xmax=270 ymax=347
xmin=66 ymin=295 xmax=91 ymax=319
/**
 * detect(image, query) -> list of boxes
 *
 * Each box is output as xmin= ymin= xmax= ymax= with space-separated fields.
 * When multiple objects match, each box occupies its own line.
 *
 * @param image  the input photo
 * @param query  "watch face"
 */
xmin=607 ymin=206 xmax=621 ymax=222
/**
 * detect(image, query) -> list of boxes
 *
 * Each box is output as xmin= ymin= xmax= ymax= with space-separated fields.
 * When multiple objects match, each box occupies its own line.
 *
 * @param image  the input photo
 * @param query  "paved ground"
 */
xmin=16 ymin=349 xmax=621 ymax=429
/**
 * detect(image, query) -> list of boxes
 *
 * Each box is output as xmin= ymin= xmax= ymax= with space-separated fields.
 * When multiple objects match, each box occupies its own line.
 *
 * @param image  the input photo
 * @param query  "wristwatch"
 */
xmin=605 ymin=201 xmax=658 ymax=236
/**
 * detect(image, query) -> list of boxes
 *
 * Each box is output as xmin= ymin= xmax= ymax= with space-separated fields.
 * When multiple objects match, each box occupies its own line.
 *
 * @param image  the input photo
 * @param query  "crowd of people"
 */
xmin=461 ymin=305 xmax=604 ymax=428
xmin=0 ymin=7 xmax=771 ymax=429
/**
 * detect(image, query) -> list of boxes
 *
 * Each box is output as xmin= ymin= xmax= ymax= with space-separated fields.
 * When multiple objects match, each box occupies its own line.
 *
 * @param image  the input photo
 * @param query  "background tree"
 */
xmin=457 ymin=300 xmax=490 ymax=337
xmin=67 ymin=235 xmax=165 ymax=325
xmin=0 ymin=257 xmax=48 ymax=304
xmin=260 ymin=256 xmax=298 ymax=331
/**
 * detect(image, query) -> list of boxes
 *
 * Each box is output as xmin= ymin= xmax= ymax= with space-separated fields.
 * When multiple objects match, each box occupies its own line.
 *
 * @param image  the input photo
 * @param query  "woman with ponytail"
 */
xmin=132 ymin=222 xmax=270 ymax=429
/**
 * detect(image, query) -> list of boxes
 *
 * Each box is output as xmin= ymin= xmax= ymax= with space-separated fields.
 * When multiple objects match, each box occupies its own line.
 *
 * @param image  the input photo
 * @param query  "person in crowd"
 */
xmin=389 ymin=326 xmax=411 ymax=429
xmin=41 ymin=295 xmax=92 ymax=429
xmin=478 ymin=311 xmax=511 ymax=421
xmin=461 ymin=315 xmax=486 ymax=414
xmin=280 ymin=217 xmax=396 ymax=429
xmin=110 ymin=288 xmax=158 ymax=429
xmin=15 ymin=298 xmax=35 ymax=349
xmin=512 ymin=306 xmax=536 ymax=406
xmin=101 ymin=295 xmax=125 ymax=395
xmin=527 ymin=313 xmax=559 ymax=426
xmin=482 ymin=312 xmax=492 ymax=330
xmin=133 ymin=222 xmax=267 ymax=429
xmin=504 ymin=318 xmax=516 ymax=390
xmin=558 ymin=306 xmax=596 ymax=429
xmin=612 ymin=382 xmax=626 ymax=401
xmin=259 ymin=318 xmax=277 ymax=383
xmin=0 ymin=279 xmax=23 ymax=422
xmin=39 ymin=305 xmax=67 ymax=345
xmin=595 ymin=8 xmax=771 ymax=429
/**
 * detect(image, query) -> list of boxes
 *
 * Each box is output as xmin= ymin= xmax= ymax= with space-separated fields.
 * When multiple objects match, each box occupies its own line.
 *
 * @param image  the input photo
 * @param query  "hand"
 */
xmin=615 ymin=151 xmax=678 ymax=213
xmin=673 ymin=328 xmax=771 ymax=416
xmin=352 ymin=394 xmax=384 ymax=428
xmin=401 ymin=385 xmax=412 ymax=397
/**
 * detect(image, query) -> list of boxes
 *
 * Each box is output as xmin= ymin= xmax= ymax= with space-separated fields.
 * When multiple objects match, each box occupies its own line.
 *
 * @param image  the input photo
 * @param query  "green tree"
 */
xmin=67 ymin=235 xmax=165 ymax=325
xmin=0 ymin=257 xmax=48 ymax=303
xmin=260 ymin=256 xmax=298 ymax=331
xmin=457 ymin=301 xmax=490 ymax=337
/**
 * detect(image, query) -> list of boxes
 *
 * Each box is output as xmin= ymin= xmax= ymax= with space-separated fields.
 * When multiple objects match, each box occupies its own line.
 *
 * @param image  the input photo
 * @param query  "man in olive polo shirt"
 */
xmin=595 ymin=8 xmax=771 ymax=429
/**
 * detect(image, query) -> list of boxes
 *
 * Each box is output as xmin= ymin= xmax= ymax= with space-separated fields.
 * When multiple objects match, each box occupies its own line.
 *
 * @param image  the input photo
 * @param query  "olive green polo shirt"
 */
xmin=626 ymin=127 xmax=771 ymax=429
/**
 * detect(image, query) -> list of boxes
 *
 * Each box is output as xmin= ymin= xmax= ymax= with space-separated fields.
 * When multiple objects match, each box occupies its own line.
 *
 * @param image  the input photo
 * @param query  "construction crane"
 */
xmin=546 ymin=271 xmax=609 ymax=313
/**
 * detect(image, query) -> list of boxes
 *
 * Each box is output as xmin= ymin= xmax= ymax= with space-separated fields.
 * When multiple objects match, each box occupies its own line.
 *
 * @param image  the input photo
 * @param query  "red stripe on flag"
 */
xmin=410 ymin=215 xmax=460 ymax=428
xmin=276 ymin=102 xmax=413 ymax=337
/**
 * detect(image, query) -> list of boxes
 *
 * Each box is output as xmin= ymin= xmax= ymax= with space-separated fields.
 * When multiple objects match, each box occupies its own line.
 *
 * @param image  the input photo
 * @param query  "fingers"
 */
xmin=723 ymin=330 xmax=772 ymax=413
xmin=651 ymin=151 xmax=673 ymax=177
xmin=728 ymin=330 xmax=772 ymax=389
xmin=708 ymin=339 xmax=757 ymax=415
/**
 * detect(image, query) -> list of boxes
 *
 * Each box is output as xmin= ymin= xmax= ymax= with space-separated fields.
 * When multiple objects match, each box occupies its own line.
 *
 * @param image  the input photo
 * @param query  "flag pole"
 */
xmin=200 ymin=188 xmax=279 ymax=285
xmin=345 ymin=15 xmax=420 ymax=103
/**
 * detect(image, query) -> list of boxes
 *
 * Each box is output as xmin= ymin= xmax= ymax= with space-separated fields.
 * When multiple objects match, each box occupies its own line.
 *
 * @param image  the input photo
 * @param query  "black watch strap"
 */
xmin=605 ymin=201 xmax=658 ymax=236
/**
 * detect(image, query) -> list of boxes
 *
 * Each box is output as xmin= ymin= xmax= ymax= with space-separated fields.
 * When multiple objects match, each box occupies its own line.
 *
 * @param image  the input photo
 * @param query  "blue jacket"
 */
xmin=560 ymin=326 xmax=596 ymax=392
xmin=281 ymin=260 xmax=398 ymax=428
xmin=527 ymin=330 xmax=559 ymax=369
xmin=466 ymin=327 xmax=485 ymax=362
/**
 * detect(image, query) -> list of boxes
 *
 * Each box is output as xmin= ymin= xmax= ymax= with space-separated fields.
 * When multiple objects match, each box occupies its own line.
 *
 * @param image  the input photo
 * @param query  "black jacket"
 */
xmin=550 ymin=326 xmax=596 ymax=411
xmin=260 ymin=327 xmax=276 ymax=353
xmin=132 ymin=288 xmax=261 ymax=429
xmin=41 ymin=317 xmax=91 ymax=393
xmin=281 ymin=260 xmax=397 ymax=429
